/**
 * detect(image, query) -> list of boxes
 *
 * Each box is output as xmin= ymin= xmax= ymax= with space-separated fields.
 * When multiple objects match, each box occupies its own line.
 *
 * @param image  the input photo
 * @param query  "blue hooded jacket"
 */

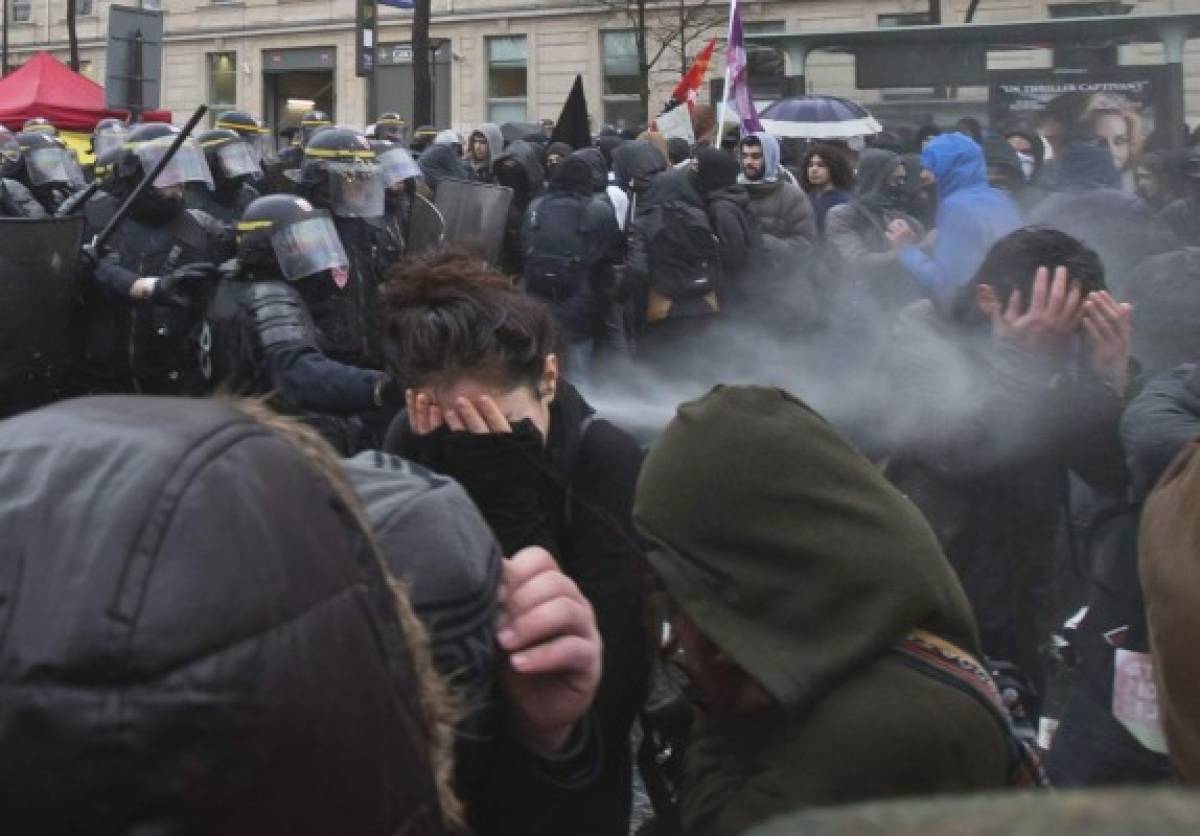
xmin=900 ymin=133 xmax=1022 ymax=297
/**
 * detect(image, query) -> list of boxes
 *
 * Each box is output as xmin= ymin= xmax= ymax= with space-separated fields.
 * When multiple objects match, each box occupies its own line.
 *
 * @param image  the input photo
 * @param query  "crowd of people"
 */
xmin=3 ymin=96 xmax=1200 ymax=834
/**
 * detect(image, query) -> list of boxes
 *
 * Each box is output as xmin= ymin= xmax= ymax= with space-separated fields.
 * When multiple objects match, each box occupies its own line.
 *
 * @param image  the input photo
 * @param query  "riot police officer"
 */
xmin=80 ymin=122 xmax=227 ymax=395
xmin=298 ymin=126 xmax=401 ymax=368
xmin=14 ymin=131 xmax=86 ymax=214
xmin=205 ymin=193 xmax=399 ymax=452
xmin=0 ymin=126 xmax=47 ymax=218
xmin=374 ymin=112 xmax=408 ymax=144
xmin=278 ymin=110 xmax=331 ymax=171
xmin=187 ymin=129 xmax=262 ymax=223
xmin=371 ymin=140 xmax=423 ymax=250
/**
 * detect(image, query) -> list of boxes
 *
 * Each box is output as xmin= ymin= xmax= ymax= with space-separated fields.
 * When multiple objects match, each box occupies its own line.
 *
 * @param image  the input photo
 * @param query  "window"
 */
xmin=487 ymin=35 xmax=527 ymax=123
xmin=207 ymin=52 xmax=238 ymax=112
xmin=1049 ymin=3 xmax=1131 ymax=70
xmin=745 ymin=21 xmax=785 ymax=103
xmin=77 ymin=0 xmax=94 ymax=16
xmin=602 ymin=30 xmax=642 ymax=129
xmin=140 ymin=0 xmax=161 ymax=10
xmin=877 ymin=12 xmax=945 ymax=101
xmin=12 ymin=0 xmax=31 ymax=23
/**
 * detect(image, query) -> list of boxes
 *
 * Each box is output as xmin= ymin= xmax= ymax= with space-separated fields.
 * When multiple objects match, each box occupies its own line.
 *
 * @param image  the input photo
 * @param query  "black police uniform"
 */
xmin=0 ymin=178 xmax=47 ymax=218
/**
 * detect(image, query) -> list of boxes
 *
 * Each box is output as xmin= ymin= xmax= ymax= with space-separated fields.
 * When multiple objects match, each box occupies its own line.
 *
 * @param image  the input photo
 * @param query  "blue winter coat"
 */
xmin=900 ymin=133 xmax=1022 ymax=298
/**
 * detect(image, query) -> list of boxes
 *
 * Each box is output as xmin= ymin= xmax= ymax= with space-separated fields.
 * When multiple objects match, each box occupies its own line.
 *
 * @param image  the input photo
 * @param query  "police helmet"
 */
xmin=22 ymin=117 xmax=57 ymax=136
xmin=375 ymin=112 xmax=408 ymax=143
xmin=92 ymin=117 xmax=128 ymax=157
xmin=15 ymin=131 xmax=86 ymax=188
xmin=198 ymin=128 xmax=263 ymax=185
xmin=0 ymin=125 xmax=20 ymax=179
xmin=118 ymin=123 xmax=214 ymax=191
xmin=300 ymin=126 xmax=384 ymax=218
xmin=236 ymin=193 xmax=349 ymax=282
xmin=215 ymin=110 xmax=262 ymax=138
xmin=298 ymin=111 xmax=332 ymax=146
xmin=92 ymin=146 xmax=124 ymax=189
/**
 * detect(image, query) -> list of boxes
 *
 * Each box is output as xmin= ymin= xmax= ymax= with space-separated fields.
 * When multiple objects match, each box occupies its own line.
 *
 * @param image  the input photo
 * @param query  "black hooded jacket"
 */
xmin=419 ymin=143 xmax=472 ymax=193
xmin=492 ymin=140 xmax=546 ymax=275
xmin=0 ymin=396 xmax=447 ymax=835
xmin=1029 ymin=141 xmax=1178 ymax=297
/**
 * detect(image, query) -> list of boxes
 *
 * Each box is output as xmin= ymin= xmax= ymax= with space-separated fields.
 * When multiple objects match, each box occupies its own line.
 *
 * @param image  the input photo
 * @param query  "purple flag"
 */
xmin=726 ymin=1 xmax=763 ymax=134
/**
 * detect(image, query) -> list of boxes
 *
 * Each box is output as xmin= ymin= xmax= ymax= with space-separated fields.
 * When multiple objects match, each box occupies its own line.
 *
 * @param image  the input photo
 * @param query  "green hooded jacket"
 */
xmin=634 ymin=386 xmax=1009 ymax=836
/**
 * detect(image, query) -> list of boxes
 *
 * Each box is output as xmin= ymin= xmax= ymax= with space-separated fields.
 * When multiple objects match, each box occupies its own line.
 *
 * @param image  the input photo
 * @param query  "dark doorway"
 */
xmin=262 ymin=47 xmax=337 ymax=152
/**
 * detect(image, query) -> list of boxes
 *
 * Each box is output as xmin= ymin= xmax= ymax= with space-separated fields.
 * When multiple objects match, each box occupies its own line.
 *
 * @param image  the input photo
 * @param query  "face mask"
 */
xmin=1017 ymin=152 xmax=1035 ymax=180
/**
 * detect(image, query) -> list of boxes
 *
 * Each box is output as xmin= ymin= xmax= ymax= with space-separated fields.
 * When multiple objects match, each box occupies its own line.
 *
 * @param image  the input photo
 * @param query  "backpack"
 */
xmin=522 ymin=193 xmax=592 ymax=303
xmin=641 ymin=199 xmax=720 ymax=300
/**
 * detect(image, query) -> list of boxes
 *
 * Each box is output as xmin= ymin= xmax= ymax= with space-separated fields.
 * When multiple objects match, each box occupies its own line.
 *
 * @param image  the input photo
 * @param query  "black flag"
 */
xmin=551 ymin=75 xmax=591 ymax=149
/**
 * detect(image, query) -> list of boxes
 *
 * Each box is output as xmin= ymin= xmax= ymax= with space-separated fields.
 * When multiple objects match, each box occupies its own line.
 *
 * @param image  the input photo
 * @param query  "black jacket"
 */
xmin=0 ymin=396 xmax=447 ymax=835
xmin=385 ymin=383 xmax=650 ymax=836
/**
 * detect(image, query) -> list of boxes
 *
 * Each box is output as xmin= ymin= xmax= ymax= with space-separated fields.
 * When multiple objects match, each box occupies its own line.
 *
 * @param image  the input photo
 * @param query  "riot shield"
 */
xmin=405 ymin=194 xmax=445 ymax=257
xmin=433 ymin=178 xmax=513 ymax=266
xmin=0 ymin=215 xmax=84 ymax=414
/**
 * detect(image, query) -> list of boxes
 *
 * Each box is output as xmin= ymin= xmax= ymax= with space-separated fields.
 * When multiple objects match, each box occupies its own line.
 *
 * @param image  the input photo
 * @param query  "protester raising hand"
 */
xmin=991 ymin=265 xmax=1083 ymax=354
xmin=1081 ymin=289 xmax=1133 ymax=395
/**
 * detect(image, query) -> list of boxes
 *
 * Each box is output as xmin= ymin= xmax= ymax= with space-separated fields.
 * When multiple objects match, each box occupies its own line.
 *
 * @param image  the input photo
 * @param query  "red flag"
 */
xmin=669 ymin=38 xmax=717 ymax=112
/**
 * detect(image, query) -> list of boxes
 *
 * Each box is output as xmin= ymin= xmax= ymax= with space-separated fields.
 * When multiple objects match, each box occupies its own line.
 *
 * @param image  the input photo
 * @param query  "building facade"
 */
xmin=5 ymin=0 xmax=1199 ymax=138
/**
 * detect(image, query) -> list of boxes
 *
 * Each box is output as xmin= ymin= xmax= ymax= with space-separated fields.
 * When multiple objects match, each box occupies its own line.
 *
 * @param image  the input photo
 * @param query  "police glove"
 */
xmin=152 ymin=262 xmax=218 ymax=308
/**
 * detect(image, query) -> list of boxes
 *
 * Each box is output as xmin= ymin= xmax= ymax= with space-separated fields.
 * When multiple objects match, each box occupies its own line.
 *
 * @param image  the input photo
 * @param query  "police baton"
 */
xmin=88 ymin=104 xmax=209 ymax=256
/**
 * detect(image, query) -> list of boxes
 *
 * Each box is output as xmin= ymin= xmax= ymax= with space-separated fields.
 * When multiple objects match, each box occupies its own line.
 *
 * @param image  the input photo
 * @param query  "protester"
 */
xmin=469 ymin=123 xmax=506 ymax=183
xmin=419 ymin=140 xmax=472 ymax=192
xmin=739 ymin=132 xmax=816 ymax=257
xmin=698 ymin=146 xmax=757 ymax=292
xmin=881 ymin=228 xmax=1132 ymax=714
xmin=896 ymin=132 xmax=1022 ymax=299
xmin=0 ymin=395 xmax=457 ymax=834
xmin=521 ymin=153 xmax=623 ymax=372
xmin=1160 ymin=147 xmax=1200 ymax=246
xmin=346 ymin=451 xmax=607 ymax=835
xmin=381 ymin=249 xmax=650 ymax=836
xmin=916 ymin=124 xmax=941 ymax=149
xmin=1133 ymin=150 xmax=1176 ymax=212
xmin=634 ymin=385 xmax=1025 ymax=836
xmin=1006 ymin=129 xmax=1047 ymax=185
xmin=1123 ymin=248 xmax=1200 ymax=377
xmin=1029 ymin=138 xmax=1178 ymax=297
xmin=543 ymin=140 xmax=573 ymax=180
xmin=491 ymin=139 xmax=546 ymax=275
xmin=667 ymin=137 xmax=690 ymax=166
xmin=799 ymin=142 xmax=853 ymax=236
xmin=825 ymin=148 xmax=924 ymax=314
xmin=956 ymin=116 xmax=984 ymax=145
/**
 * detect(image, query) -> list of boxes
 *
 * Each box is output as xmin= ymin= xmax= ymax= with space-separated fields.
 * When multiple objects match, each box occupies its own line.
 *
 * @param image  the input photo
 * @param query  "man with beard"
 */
xmin=80 ymin=123 xmax=225 ymax=395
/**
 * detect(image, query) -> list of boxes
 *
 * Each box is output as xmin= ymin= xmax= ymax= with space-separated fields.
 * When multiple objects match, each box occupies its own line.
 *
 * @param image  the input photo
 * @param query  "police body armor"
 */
xmin=186 ymin=181 xmax=259 ymax=226
xmin=206 ymin=276 xmax=319 ymax=393
xmin=87 ymin=209 xmax=216 ymax=393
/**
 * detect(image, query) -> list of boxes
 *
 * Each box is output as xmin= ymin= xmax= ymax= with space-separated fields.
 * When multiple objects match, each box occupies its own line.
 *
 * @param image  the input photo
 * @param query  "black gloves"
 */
xmin=373 ymin=374 xmax=404 ymax=409
xmin=153 ymin=262 xmax=217 ymax=308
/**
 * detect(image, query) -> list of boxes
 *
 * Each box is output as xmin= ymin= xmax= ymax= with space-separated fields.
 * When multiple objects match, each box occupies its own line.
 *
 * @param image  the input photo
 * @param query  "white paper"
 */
xmin=657 ymin=106 xmax=695 ymax=144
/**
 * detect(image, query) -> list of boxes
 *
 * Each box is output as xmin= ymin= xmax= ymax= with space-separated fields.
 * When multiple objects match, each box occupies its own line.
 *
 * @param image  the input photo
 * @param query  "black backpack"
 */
xmin=522 ymin=193 xmax=592 ymax=303
xmin=641 ymin=199 xmax=720 ymax=300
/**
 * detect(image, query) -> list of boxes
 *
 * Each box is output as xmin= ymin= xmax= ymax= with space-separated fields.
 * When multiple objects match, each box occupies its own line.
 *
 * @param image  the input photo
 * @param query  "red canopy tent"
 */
xmin=0 ymin=51 xmax=171 ymax=132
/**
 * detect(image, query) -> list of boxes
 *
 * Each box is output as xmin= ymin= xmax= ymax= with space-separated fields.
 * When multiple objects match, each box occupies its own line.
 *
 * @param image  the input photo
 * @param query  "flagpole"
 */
xmin=716 ymin=0 xmax=737 ymax=141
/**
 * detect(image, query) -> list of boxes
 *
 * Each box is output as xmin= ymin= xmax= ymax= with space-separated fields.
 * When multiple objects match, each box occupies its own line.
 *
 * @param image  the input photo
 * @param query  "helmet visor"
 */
xmin=26 ymin=146 xmax=86 ymax=187
xmin=93 ymin=127 xmax=128 ymax=158
xmin=0 ymin=131 xmax=19 ymax=169
xmin=377 ymin=147 xmax=421 ymax=188
xmin=252 ymin=132 xmax=278 ymax=165
xmin=217 ymin=140 xmax=263 ymax=180
xmin=326 ymin=160 xmax=385 ymax=217
xmin=271 ymin=215 xmax=349 ymax=282
xmin=136 ymin=137 xmax=215 ymax=189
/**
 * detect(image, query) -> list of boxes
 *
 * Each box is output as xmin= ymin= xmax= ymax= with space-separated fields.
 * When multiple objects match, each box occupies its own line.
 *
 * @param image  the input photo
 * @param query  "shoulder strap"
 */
xmin=892 ymin=630 xmax=1048 ymax=789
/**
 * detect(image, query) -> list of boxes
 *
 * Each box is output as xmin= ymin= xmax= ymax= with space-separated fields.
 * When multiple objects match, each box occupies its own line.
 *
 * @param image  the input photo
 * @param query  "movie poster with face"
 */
xmin=989 ymin=67 xmax=1168 ymax=190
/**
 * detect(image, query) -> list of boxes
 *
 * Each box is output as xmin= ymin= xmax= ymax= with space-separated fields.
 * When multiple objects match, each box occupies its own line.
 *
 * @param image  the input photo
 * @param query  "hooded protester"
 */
xmin=613 ymin=138 xmax=668 ymax=205
xmin=799 ymin=142 xmax=854 ymax=236
xmin=667 ymin=137 xmax=690 ymax=166
xmin=1133 ymin=151 xmax=1176 ymax=213
xmin=491 ymin=139 xmax=546 ymax=275
xmin=469 ymin=123 xmax=506 ymax=183
xmin=1006 ymin=129 xmax=1047 ymax=185
xmin=982 ymin=134 xmax=1045 ymax=217
xmin=880 ymin=228 xmax=1133 ymax=715
xmin=543 ymin=140 xmax=574 ymax=180
xmin=380 ymin=249 xmax=650 ymax=836
xmin=899 ymin=151 xmax=938 ymax=228
xmin=695 ymin=146 xmax=757 ymax=289
xmin=634 ymin=385 xmax=1026 ymax=836
xmin=736 ymin=131 xmax=821 ymax=326
xmin=521 ymin=153 xmax=623 ymax=369
xmin=825 ymin=149 xmax=925 ymax=316
xmin=897 ymin=133 xmax=1022 ymax=299
xmin=1139 ymin=433 xmax=1200 ymax=785
xmin=1160 ymin=148 xmax=1200 ymax=247
xmin=419 ymin=141 xmax=472 ymax=194
xmin=346 ymin=451 xmax=608 ymax=835
xmin=1029 ymin=139 xmax=1178 ymax=298
xmin=434 ymin=129 xmax=462 ymax=155
xmin=0 ymin=395 xmax=456 ymax=835
xmin=1123 ymin=248 xmax=1200 ymax=377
